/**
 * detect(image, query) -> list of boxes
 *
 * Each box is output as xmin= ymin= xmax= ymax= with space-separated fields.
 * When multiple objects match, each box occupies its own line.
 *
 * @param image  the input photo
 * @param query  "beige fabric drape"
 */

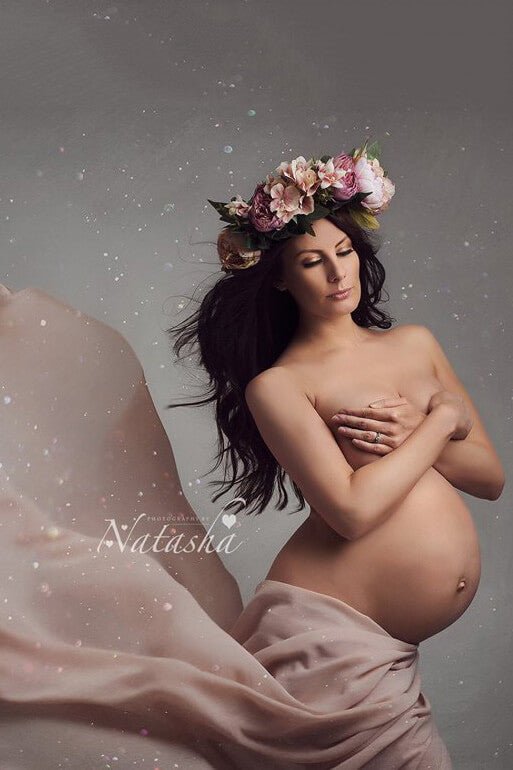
xmin=0 ymin=286 xmax=452 ymax=769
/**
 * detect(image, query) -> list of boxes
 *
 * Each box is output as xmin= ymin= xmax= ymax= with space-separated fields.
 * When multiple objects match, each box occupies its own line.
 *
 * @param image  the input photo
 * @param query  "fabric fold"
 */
xmin=0 ymin=486 xmax=452 ymax=767
xmin=0 ymin=285 xmax=453 ymax=769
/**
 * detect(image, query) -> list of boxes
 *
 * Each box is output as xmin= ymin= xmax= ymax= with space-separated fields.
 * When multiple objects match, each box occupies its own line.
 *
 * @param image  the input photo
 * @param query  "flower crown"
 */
xmin=208 ymin=138 xmax=395 ymax=273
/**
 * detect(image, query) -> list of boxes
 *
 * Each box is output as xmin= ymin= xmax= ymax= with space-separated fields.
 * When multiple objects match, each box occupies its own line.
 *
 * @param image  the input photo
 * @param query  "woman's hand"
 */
xmin=330 ymin=397 xmax=426 ymax=455
xmin=427 ymin=390 xmax=473 ymax=440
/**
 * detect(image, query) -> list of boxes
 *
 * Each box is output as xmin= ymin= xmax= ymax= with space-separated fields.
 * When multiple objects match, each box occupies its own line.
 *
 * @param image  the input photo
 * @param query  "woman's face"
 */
xmin=276 ymin=217 xmax=361 ymax=316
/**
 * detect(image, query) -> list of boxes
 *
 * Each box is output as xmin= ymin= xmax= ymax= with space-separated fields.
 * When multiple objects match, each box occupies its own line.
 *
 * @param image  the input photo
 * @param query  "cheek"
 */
xmin=350 ymin=257 xmax=360 ymax=283
xmin=297 ymin=279 xmax=320 ymax=304
xmin=289 ymin=268 xmax=317 ymax=291
xmin=288 ymin=273 xmax=324 ymax=306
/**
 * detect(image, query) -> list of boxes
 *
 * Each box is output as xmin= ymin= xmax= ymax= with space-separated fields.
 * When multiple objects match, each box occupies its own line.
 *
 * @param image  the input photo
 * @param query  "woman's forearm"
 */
xmin=348 ymin=404 xmax=457 ymax=539
xmin=427 ymin=389 xmax=505 ymax=500
xmin=432 ymin=439 xmax=505 ymax=500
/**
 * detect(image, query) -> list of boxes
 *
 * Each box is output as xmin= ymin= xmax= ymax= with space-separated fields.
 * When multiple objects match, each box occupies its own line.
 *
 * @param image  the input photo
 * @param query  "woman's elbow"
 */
xmin=479 ymin=460 xmax=506 ymax=500
xmin=487 ymin=473 xmax=506 ymax=501
xmin=315 ymin=501 xmax=362 ymax=541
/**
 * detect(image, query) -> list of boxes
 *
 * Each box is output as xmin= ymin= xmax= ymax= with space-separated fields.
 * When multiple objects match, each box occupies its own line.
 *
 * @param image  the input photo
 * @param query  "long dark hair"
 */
xmin=165 ymin=208 xmax=396 ymax=517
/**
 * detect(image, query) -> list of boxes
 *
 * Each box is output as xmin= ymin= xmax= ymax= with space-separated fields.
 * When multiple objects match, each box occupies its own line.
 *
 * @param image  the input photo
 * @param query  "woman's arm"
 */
xmin=244 ymin=367 xmax=459 ymax=541
xmin=416 ymin=325 xmax=505 ymax=500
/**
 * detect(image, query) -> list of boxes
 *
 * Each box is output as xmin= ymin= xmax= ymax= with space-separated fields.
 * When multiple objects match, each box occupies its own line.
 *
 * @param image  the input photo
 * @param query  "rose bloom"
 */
xmin=248 ymin=184 xmax=285 ymax=232
xmin=330 ymin=153 xmax=359 ymax=201
xmin=354 ymin=153 xmax=395 ymax=214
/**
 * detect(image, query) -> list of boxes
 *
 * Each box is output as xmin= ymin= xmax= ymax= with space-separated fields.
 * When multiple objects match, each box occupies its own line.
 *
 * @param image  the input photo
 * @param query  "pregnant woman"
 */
xmin=242 ymin=215 xmax=495 ymax=645
xmin=168 ymin=139 xmax=504 ymax=765
xmin=0 ymin=141 xmax=504 ymax=769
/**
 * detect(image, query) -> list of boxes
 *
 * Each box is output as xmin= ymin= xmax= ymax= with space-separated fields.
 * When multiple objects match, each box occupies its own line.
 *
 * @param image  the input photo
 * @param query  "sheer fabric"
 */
xmin=0 ymin=286 xmax=452 ymax=768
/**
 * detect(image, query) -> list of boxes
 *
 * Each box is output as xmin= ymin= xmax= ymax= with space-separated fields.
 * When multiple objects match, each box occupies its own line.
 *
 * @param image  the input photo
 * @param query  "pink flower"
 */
xmin=226 ymin=194 xmax=251 ymax=219
xmin=248 ymin=184 xmax=285 ymax=232
xmin=380 ymin=176 xmax=396 ymax=213
xmin=315 ymin=157 xmax=349 ymax=195
xmin=265 ymin=180 xmax=315 ymax=224
xmin=330 ymin=153 xmax=359 ymax=201
xmin=275 ymin=156 xmax=321 ymax=196
xmin=354 ymin=152 xmax=395 ymax=214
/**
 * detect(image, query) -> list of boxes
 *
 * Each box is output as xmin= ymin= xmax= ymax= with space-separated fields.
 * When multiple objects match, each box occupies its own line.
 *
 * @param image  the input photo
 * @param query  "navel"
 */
xmin=456 ymin=577 xmax=467 ymax=592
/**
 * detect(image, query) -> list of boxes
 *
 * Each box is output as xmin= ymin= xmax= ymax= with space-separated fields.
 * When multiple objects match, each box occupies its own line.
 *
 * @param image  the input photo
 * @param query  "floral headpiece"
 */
xmin=208 ymin=138 xmax=395 ymax=273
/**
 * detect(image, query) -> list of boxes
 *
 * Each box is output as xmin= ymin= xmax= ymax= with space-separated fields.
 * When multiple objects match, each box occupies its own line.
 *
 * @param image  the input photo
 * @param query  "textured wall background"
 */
xmin=0 ymin=0 xmax=511 ymax=766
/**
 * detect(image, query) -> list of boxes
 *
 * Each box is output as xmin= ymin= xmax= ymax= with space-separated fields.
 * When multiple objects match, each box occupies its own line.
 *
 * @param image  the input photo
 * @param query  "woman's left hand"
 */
xmin=330 ymin=397 xmax=426 ymax=455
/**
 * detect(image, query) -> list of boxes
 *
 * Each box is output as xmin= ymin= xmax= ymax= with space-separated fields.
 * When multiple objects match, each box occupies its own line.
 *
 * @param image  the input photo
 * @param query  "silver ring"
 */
xmin=373 ymin=431 xmax=381 ymax=444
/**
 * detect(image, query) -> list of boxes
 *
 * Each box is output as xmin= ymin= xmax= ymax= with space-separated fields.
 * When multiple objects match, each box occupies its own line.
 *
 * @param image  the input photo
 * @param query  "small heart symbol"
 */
xmin=222 ymin=513 xmax=236 ymax=529
xmin=105 ymin=540 xmax=113 ymax=548
xmin=121 ymin=524 xmax=128 ymax=531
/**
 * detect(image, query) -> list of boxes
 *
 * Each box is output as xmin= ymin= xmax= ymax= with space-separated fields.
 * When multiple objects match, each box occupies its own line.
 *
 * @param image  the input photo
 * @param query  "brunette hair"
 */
xmin=165 ymin=208 xmax=396 ymax=516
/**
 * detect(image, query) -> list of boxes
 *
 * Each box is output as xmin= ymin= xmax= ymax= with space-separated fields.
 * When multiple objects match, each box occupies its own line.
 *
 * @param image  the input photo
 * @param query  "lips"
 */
xmin=327 ymin=287 xmax=352 ymax=298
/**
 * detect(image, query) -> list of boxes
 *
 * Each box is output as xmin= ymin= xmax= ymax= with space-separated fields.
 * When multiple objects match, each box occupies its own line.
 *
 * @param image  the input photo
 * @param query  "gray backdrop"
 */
xmin=0 ymin=0 xmax=512 ymax=767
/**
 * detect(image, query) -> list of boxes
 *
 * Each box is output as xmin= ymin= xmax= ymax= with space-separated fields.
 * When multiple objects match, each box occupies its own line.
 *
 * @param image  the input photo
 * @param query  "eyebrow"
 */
xmin=293 ymin=237 xmax=350 ymax=258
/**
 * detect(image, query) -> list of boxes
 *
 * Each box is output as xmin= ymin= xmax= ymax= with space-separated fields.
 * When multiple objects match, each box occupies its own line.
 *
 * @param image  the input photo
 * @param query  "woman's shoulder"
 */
xmin=245 ymin=364 xmax=316 ymax=407
xmin=376 ymin=324 xmax=440 ymax=375
xmin=384 ymin=323 xmax=438 ymax=351
xmin=246 ymin=325 xmax=437 ymax=403
xmin=246 ymin=363 xmax=301 ymax=391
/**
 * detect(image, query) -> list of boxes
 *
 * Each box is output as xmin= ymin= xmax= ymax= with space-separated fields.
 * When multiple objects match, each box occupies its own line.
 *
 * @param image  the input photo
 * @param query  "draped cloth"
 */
xmin=0 ymin=285 xmax=453 ymax=769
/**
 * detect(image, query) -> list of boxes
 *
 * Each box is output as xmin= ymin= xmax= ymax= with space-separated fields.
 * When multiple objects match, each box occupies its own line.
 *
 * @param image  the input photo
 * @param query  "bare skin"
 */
xmin=247 ymin=217 xmax=503 ymax=645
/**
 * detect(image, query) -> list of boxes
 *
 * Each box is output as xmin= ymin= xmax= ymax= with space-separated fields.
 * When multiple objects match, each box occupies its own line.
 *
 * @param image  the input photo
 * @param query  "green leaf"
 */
xmin=295 ymin=219 xmax=310 ymax=235
xmin=354 ymin=191 xmax=372 ymax=203
xmin=309 ymin=203 xmax=331 ymax=219
xmin=218 ymin=213 xmax=236 ymax=224
xmin=272 ymin=228 xmax=292 ymax=241
xmin=245 ymin=234 xmax=258 ymax=250
xmin=365 ymin=141 xmax=381 ymax=162
xmin=349 ymin=206 xmax=380 ymax=230
xmin=329 ymin=200 xmax=347 ymax=213
xmin=353 ymin=138 xmax=371 ymax=161
xmin=209 ymin=199 xmax=230 ymax=211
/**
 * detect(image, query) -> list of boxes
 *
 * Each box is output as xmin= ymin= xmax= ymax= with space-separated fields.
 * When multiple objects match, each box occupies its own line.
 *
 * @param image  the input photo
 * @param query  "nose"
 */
xmin=327 ymin=259 xmax=346 ymax=283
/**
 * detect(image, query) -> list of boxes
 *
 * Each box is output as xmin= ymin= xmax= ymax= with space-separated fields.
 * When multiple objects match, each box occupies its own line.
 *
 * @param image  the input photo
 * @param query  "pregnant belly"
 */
xmin=270 ymin=469 xmax=482 ymax=645
xmin=349 ymin=469 xmax=482 ymax=643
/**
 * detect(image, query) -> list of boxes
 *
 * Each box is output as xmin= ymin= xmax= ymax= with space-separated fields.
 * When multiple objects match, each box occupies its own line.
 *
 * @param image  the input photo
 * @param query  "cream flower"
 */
xmin=267 ymin=181 xmax=315 ymax=224
xmin=316 ymin=157 xmax=349 ymax=190
xmin=226 ymin=195 xmax=251 ymax=219
xmin=275 ymin=156 xmax=320 ymax=196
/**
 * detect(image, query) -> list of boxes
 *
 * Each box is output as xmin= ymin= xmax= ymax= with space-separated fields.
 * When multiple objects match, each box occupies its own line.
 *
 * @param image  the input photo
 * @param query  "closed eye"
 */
xmin=303 ymin=249 xmax=353 ymax=268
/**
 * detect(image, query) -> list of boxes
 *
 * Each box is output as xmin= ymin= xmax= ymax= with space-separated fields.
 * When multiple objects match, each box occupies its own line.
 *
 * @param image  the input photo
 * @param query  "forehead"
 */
xmin=282 ymin=217 xmax=350 ymax=258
